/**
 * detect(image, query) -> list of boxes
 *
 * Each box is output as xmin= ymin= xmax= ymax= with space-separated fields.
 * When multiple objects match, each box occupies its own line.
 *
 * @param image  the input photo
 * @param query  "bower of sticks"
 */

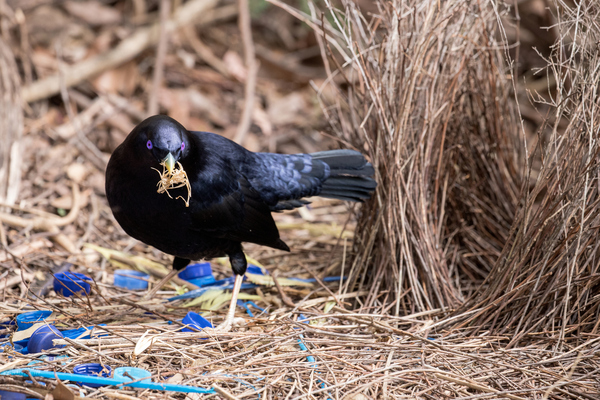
xmin=0 ymin=0 xmax=599 ymax=398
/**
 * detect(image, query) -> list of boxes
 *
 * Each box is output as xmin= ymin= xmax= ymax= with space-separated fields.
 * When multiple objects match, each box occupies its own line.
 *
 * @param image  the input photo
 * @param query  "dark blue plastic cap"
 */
xmin=16 ymin=310 xmax=52 ymax=330
xmin=182 ymin=311 xmax=213 ymax=332
xmin=53 ymin=272 xmax=92 ymax=297
xmin=178 ymin=262 xmax=216 ymax=287
xmin=0 ymin=390 xmax=26 ymax=400
xmin=73 ymin=363 xmax=112 ymax=388
xmin=114 ymin=270 xmax=149 ymax=290
xmin=28 ymin=325 xmax=64 ymax=354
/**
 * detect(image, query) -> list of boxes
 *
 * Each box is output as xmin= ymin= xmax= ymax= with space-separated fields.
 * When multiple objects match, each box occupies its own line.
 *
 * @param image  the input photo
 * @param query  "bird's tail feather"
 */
xmin=311 ymin=150 xmax=376 ymax=202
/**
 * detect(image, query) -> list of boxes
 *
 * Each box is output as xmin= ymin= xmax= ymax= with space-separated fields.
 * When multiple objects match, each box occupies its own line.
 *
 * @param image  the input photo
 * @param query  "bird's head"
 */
xmin=133 ymin=115 xmax=189 ymax=173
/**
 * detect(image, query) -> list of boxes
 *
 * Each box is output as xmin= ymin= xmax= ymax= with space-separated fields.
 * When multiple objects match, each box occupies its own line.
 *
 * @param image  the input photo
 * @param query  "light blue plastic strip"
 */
xmin=0 ymin=369 xmax=215 ymax=394
xmin=168 ymin=283 xmax=257 ymax=301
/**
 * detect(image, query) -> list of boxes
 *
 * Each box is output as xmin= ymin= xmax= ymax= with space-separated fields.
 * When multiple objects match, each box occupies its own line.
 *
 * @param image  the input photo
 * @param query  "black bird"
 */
xmin=105 ymin=115 xmax=376 ymax=330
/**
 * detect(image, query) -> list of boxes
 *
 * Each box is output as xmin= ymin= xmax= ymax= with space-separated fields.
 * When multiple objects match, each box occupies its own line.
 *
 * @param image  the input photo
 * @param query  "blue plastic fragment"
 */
xmin=74 ymin=363 xmax=112 ymax=388
xmin=237 ymin=300 xmax=254 ymax=317
xmin=114 ymin=270 xmax=150 ymax=290
xmin=27 ymin=355 xmax=69 ymax=366
xmin=28 ymin=325 xmax=64 ymax=354
xmin=114 ymin=367 xmax=151 ymax=382
xmin=298 ymin=314 xmax=309 ymax=323
xmin=0 ymin=389 xmax=26 ymax=400
xmin=0 ymin=369 xmax=215 ymax=394
xmin=16 ymin=310 xmax=52 ymax=330
xmin=167 ymin=282 xmax=257 ymax=301
xmin=297 ymin=334 xmax=316 ymax=364
xmin=237 ymin=301 xmax=266 ymax=317
xmin=0 ymin=343 xmax=23 ymax=356
xmin=181 ymin=312 xmax=213 ymax=332
xmin=62 ymin=324 xmax=108 ymax=340
xmin=53 ymin=272 xmax=92 ymax=297
xmin=246 ymin=264 xmax=266 ymax=275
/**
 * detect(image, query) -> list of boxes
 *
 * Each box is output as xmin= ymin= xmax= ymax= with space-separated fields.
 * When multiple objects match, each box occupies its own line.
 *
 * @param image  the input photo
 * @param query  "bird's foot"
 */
xmin=213 ymin=321 xmax=232 ymax=332
xmin=212 ymin=317 xmax=245 ymax=332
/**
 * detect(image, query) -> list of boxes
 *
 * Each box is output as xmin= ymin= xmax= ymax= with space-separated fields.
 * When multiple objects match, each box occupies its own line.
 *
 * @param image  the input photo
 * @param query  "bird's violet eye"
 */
xmin=181 ymin=142 xmax=185 ymax=151
xmin=146 ymin=140 xmax=153 ymax=150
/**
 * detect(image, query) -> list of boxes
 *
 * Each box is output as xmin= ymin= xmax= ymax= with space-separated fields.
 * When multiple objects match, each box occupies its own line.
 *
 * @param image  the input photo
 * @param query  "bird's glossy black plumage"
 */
xmin=106 ymin=115 xmax=376 ymax=294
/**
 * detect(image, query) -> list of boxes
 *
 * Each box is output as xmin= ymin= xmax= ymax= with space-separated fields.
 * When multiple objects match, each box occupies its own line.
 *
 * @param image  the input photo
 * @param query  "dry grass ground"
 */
xmin=0 ymin=0 xmax=599 ymax=398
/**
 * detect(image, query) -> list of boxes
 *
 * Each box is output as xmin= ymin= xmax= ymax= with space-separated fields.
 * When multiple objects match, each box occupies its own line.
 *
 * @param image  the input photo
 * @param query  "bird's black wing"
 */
xmin=242 ymin=150 xmax=375 ymax=210
xmin=242 ymin=153 xmax=325 ymax=210
xmin=187 ymin=160 xmax=289 ymax=251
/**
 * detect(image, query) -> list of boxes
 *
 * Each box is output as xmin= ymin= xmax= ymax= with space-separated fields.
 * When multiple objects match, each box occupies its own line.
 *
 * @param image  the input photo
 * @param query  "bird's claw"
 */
xmin=212 ymin=317 xmax=245 ymax=332
xmin=212 ymin=322 xmax=232 ymax=332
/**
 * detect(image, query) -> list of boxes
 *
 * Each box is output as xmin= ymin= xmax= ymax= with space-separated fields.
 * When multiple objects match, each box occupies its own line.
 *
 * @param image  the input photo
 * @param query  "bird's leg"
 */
xmin=142 ymin=257 xmax=189 ymax=300
xmin=214 ymin=251 xmax=246 ymax=332
xmin=214 ymin=274 xmax=244 ymax=332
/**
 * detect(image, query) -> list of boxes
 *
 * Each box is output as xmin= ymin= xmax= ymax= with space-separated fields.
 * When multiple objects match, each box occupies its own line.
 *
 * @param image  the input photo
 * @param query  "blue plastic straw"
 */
xmin=0 ymin=369 xmax=215 ymax=394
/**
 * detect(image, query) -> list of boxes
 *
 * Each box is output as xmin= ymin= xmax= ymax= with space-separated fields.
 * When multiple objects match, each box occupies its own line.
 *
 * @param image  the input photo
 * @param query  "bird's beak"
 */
xmin=163 ymin=153 xmax=176 ymax=174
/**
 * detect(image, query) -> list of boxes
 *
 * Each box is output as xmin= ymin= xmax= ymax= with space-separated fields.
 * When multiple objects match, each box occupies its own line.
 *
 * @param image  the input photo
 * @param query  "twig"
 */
xmin=233 ymin=0 xmax=258 ymax=145
xmin=21 ymin=0 xmax=219 ymax=102
xmin=433 ymin=373 xmax=527 ymax=400
xmin=0 ymin=184 xmax=81 ymax=253
xmin=272 ymin=271 xmax=296 ymax=308
xmin=148 ymin=0 xmax=170 ymax=116
xmin=183 ymin=25 xmax=231 ymax=78
xmin=212 ymin=384 xmax=240 ymax=400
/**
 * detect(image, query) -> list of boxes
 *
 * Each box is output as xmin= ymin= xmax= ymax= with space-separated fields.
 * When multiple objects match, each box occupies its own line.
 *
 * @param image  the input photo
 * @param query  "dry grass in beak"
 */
xmin=152 ymin=160 xmax=191 ymax=207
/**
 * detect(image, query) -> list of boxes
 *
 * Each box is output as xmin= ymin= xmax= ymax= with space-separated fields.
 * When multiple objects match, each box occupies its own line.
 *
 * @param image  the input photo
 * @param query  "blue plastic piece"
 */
xmin=0 ymin=390 xmax=26 ymax=400
xmin=28 ymin=325 xmax=64 ymax=354
xmin=246 ymin=264 xmax=266 ymax=275
xmin=113 ymin=367 xmax=151 ymax=382
xmin=168 ymin=282 xmax=257 ymax=302
xmin=210 ymin=277 xmax=236 ymax=286
xmin=16 ymin=310 xmax=52 ymax=330
xmin=114 ymin=270 xmax=149 ymax=290
xmin=178 ymin=263 xmax=216 ymax=287
xmin=62 ymin=324 xmax=108 ymax=340
xmin=53 ymin=272 xmax=92 ymax=297
xmin=73 ymin=363 xmax=112 ymax=388
xmin=181 ymin=312 xmax=213 ymax=332
xmin=0 ymin=368 xmax=215 ymax=394
xmin=298 ymin=314 xmax=309 ymax=323
xmin=0 ymin=343 xmax=23 ymax=355
xmin=237 ymin=301 xmax=266 ymax=318
xmin=27 ymin=355 xmax=69 ymax=366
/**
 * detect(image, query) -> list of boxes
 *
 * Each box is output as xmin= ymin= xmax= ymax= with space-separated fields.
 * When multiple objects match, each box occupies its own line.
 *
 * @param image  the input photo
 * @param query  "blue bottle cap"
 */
xmin=53 ymin=272 xmax=92 ymax=297
xmin=0 ymin=390 xmax=26 ymax=400
xmin=178 ymin=262 xmax=213 ymax=280
xmin=178 ymin=263 xmax=216 ymax=287
xmin=114 ymin=270 xmax=150 ymax=290
xmin=113 ymin=367 xmax=151 ymax=382
xmin=28 ymin=325 xmax=64 ymax=354
xmin=16 ymin=310 xmax=52 ymax=330
xmin=182 ymin=311 xmax=213 ymax=332
xmin=73 ymin=363 xmax=112 ymax=388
